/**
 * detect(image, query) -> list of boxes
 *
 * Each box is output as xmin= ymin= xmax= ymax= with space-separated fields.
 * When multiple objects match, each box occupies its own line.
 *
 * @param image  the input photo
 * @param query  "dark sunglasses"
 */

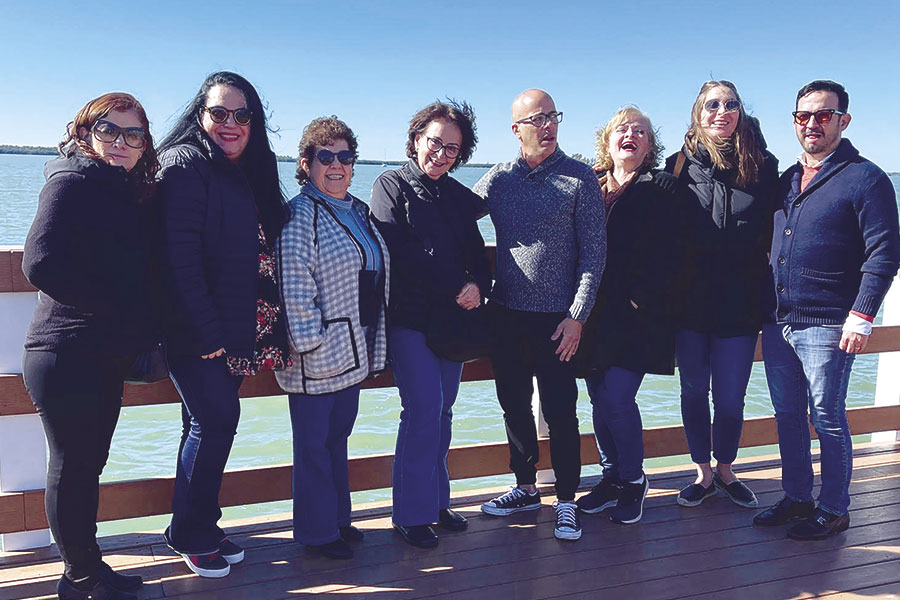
xmin=792 ymin=109 xmax=846 ymax=126
xmin=91 ymin=119 xmax=147 ymax=149
xmin=203 ymin=106 xmax=252 ymax=126
xmin=316 ymin=149 xmax=356 ymax=166
xmin=703 ymin=99 xmax=741 ymax=113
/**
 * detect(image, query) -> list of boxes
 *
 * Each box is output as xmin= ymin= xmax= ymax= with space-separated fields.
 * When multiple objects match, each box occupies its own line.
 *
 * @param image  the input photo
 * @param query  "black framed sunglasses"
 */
xmin=91 ymin=119 xmax=147 ymax=149
xmin=515 ymin=111 xmax=563 ymax=127
xmin=703 ymin=99 xmax=741 ymax=113
xmin=203 ymin=106 xmax=252 ymax=126
xmin=316 ymin=149 xmax=357 ymax=166
xmin=792 ymin=109 xmax=846 ymax=126
xmin=425 ymin=136 xmax=461 ymax=158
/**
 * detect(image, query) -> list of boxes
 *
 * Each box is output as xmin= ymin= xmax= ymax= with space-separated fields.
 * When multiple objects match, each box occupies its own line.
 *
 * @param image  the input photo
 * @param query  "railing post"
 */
xmin=532 ymin=377 xmax=556 ymax=484
xmin=0 ymin=290 xmax=50 ymax=551
xmin=873 ymin=276 xmax=900 ymax=443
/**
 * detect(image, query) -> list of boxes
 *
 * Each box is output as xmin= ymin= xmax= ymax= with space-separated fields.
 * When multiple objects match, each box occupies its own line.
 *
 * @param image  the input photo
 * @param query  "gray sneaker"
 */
xmin=481 ymin=486 xmax=541 ymax=515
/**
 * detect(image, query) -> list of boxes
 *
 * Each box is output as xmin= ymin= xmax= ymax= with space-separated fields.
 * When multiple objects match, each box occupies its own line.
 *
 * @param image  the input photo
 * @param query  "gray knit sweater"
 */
xmin=473 ymin=147 xmax=606 ymax=321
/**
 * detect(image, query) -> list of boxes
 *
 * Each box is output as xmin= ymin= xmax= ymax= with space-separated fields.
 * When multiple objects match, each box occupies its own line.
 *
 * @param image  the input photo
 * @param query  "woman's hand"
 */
xmin=456 ymin=282 xmax=481 ymax=310
xmin=202 ymin=347 xmax=226 ymax=359
xmin=551 ymin=317 xmax=582 ymax=362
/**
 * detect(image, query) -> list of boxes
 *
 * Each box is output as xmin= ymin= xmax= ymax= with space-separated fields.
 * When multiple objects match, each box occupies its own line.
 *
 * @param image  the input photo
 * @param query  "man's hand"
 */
xmin=839 ymin=331 xmax=869 ymax=354
xmin=456 ymin=282 xmax=481 ymax=310
xmin=202 ymin=347 xmax=226 ymax=359
xmin=551 ymin=317 xmax=582 ymax=362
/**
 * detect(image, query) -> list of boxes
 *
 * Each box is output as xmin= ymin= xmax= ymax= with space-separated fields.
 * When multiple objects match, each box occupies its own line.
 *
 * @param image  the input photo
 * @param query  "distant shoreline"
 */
xmin=0 ymin=145 xmax=495 ymax=168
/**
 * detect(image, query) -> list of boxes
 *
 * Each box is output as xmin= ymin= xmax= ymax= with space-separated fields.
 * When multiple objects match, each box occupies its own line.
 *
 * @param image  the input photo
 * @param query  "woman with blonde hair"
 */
xmin=665 ymin=81 xmax=778 ymax=509
xmin=575 ymin=106 xmax=679 ymax=524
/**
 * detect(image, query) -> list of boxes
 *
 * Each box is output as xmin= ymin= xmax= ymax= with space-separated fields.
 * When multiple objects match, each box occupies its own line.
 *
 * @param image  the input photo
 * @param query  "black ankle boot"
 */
xmin=58 ymin=574 xmax=138 ymax=599
xmin=99 ymin=561 xmax=143 ymax=591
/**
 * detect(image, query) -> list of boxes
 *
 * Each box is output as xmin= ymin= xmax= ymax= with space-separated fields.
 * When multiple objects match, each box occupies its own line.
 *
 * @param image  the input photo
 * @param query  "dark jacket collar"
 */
xmin=404 ymin=159 xmax=443 ymax=195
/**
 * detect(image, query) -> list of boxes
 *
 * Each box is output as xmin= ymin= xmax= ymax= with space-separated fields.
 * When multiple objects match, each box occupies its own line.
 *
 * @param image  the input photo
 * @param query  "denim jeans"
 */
xmin=289 ymin=385 xmax=360 ymax=545
xmin=762 ymin=323 xmax=855 ymax=515
xmin=585 ymin=366 xmax=646 ymax=483
xmin=389 ymin=327 xmax=463 ymax=527
xmin=489 ymin=305 xmax=581 ymax=501
xmin=675 ymin=329 xmax=757 ymax=465
xmin=167 ymin=354 xmax=243 ymax=554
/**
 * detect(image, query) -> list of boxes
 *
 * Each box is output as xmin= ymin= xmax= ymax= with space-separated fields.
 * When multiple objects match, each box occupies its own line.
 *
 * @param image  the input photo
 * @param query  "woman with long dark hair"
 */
xmin=23 ymin=92 xmax=158 ymax=600
xmin=157 ymin=71 xmax=289 ymax=578
xmin=665 ymin=81 xmax=778 ymax=509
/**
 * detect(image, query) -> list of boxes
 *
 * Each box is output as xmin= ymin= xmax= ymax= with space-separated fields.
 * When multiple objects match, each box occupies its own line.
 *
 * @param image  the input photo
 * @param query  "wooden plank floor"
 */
xmin=2 ymin=443 xmax=899 ymax=600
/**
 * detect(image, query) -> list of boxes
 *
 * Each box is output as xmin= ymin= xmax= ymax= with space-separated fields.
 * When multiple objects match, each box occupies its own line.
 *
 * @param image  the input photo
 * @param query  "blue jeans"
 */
xmin=585 ymin=366 xmax=646 ymax=483
xmin=762 ymin=323 xmax=855 ymax=515
xmin=288 ymin=385 xmax=360 ymax=545
xmin=389 ymin=327 xmax=463 ymax=526
xmin=676 ymin=329 xmax=757 ymax=465
xmin=167 ymin=354 xmax=243 ymax=554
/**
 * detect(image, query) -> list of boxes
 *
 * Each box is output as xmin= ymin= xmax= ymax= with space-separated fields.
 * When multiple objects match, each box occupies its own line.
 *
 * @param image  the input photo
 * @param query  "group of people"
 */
xmin=20 ymin=71 xmax=899 ymax=600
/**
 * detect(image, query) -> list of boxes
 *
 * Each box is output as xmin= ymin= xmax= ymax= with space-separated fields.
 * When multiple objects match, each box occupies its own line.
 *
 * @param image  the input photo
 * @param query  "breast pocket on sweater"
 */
xmin=301 ymin=318 xmax=360 ymax=380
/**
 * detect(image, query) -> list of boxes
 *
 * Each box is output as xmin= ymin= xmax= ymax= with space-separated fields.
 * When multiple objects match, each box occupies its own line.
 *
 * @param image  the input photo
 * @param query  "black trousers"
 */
xmin=489 ymin=305 xmax=581 ymax=501
xmin=22 ymin=349 xmax=129 ymax=582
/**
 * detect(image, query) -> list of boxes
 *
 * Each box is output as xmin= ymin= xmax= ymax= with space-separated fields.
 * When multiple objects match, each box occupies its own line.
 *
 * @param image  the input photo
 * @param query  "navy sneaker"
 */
xmin=481 ymin=486 xmax=541 ymax=516
xmin=178 ymin=551 xmax=231 ymax=578
xmin=219 ymin=538 xmax=244 ymax=564
xmin=553 ymin=501 xmax=582 ymax=540
xmin=677 ymin=481 xmax=717 ymax=507
xmin=576 ymin=477 xmax=621 ymax=514
xmin=713 ymin=473 xmax=758 ymax=508
xmin=610 ymin=476 xmax=649 ymax=524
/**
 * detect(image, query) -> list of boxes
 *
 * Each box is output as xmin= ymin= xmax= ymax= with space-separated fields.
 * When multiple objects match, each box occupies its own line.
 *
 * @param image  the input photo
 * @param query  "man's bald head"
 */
xmin=512 ymin=89 xmax=555 ymax=123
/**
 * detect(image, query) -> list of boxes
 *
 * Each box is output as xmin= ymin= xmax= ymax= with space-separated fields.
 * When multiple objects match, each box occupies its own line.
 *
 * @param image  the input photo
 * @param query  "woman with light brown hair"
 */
xmin=665 ymin=81 xmax=779 ymax=509
xmin=22 ymin=92 xmax=158 ymax=599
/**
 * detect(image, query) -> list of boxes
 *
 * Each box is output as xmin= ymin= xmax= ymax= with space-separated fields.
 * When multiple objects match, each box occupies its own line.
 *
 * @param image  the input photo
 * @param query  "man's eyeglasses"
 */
xmin=316 ymin=149 xmax=357 ymax=166
xmin=515 ymin=111 xmax=563 ymax=128
xmin=91 ymin=119 xmax=147 ymax=149
xmin=792 ymin=109 xmax=846 ymax=126
xmin=425 ymin=136 xmax=461 ymax=158
xmin=203 ymin=106 xmax=252 ymax=126
xmin=703 ymin=99 xmax=741 ymax=113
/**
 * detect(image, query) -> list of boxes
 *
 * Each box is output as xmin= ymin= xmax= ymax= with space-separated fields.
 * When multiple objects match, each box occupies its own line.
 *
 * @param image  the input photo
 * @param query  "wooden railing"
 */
xmin=2 ymin=247 xmax=900 ymax=535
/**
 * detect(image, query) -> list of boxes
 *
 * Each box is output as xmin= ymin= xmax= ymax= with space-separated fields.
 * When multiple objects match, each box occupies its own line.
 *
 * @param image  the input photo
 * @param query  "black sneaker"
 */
xmin=753 ymin=496 xmax=816 ymax=526
xmin=219 ymin=538 xmax=244 ymax=564
xmin=178 ymin=551 xmax=231 ymax=578
xmin=713 ymin=473 xmax=758 ymax=508
xmin=787 ymin=508 xmax=850 ymax=540
xmin=576 ymin=477 xmax=621 ymax=514
xmin=553 ymin=501 xmax=582 ymax=540
xmin=610 ymin=476 xmax=649 ymax=524
xmin=677 ymin=481 xmax=717 ymax=507
xmin=481 ymin=486 xmax=541 ymax=516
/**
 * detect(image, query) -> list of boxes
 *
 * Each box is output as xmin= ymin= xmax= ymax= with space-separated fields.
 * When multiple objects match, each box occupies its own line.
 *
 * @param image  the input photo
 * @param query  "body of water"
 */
xmin=0 ymin=153 xmax=893 ymax=535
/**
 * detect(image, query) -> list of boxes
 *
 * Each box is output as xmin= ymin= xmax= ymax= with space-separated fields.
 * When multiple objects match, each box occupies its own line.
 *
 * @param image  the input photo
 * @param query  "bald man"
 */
xmin=474 ymin=89 xmax=606 ymax=541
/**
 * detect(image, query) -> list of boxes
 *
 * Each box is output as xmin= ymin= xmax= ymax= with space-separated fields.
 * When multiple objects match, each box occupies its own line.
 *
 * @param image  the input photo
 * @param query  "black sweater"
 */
xmin=157 ymin=133 xmax=259 ymax=358
xmin=23 ymin=153 xmax=156 ymax=355
xmin=665 ymin=144 xmax=779 ymax=337
xmin=370 ymin=160 xmax=492 ymax=332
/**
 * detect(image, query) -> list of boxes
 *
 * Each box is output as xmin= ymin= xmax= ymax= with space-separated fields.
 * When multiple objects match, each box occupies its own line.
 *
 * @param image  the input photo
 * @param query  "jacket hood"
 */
xmin=44 ymin=150 xmax=129 ymax=184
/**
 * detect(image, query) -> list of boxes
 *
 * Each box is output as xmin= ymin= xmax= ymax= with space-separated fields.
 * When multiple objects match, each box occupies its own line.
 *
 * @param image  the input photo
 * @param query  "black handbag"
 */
xmin=125 ymin=341 xmax=169 ymax=384
xmin=425 ymin=302 xmax=492 ymax=363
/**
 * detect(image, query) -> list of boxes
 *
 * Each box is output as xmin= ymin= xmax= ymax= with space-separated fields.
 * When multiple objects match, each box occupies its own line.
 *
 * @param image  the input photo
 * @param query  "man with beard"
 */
xmin=473 ymin=89 xmax=606 ymax=541
xmin=756 ymin=80 xmax=900 ymax=539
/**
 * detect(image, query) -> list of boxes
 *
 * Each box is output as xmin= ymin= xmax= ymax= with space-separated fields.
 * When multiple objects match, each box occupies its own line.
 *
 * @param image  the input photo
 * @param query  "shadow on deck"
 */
xmin=2 ymin=442 xmax=899 ymax=600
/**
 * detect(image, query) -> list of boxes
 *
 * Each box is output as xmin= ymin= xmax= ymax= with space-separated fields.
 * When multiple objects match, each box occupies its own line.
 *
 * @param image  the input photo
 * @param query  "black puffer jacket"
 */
xmin=665 ymin=144 xmax=779 ymax=337
xmin=370 ymin=160 xmax=492 ymax=332
xmin=23 ymin=152 xmax=156 ymax=356
xmin=157 ymin=132 xmax=258 ymax=357
xmin=577 ymin=169 xmax=679 ymax=377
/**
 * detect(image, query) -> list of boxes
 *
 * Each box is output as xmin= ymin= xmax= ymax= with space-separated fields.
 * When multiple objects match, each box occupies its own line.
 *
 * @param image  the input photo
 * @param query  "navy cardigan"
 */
xmin=769 ymin=138 xmax=900 ymax=324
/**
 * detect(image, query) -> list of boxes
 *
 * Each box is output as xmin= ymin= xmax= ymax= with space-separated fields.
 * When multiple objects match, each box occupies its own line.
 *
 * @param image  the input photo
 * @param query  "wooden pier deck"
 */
xmin=3 ymin=442 xmax=899 ymax=600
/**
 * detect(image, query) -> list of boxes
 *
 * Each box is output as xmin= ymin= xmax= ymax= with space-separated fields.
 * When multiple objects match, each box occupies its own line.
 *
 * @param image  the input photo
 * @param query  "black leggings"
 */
xmin=22 ymin=349 xmax=129 ymax=582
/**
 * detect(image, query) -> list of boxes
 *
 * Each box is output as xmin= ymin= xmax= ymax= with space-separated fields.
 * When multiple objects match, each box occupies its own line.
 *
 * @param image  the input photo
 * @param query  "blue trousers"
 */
xmin=288 ymin=385 xmax=360 ymax=545
xmin=675 ymin=329 xmax=757 ymax=465
xmin=389 ymin=327 xmax=463 ymax=526
xmin=586 ymin=366 xmax=646 ymax=483
xmin=168 ymin=354 xmax=243 ymax=554
xmin=762 ymin=323 xmax=855 ymax=515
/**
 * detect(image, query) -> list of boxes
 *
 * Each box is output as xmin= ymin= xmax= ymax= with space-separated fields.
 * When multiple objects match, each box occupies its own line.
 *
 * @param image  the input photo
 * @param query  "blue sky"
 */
xmin=2 ymin=0 xmax=899 ymax=169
